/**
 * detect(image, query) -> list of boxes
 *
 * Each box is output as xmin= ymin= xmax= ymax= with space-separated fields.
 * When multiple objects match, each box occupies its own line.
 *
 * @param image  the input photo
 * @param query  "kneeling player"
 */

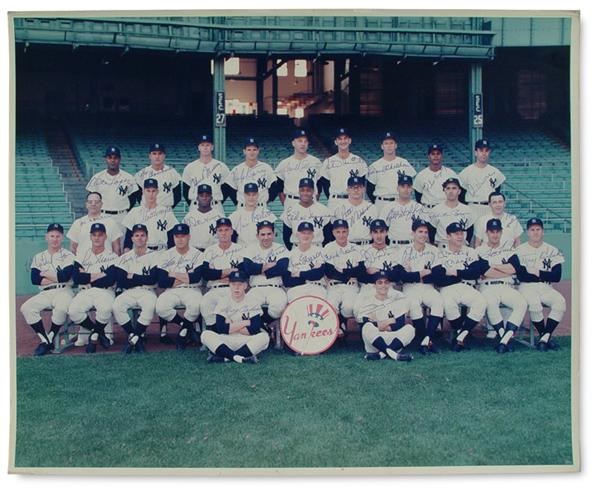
xmin=355 ymin=270 xmax=415 ymax=361
xmin=200 ymin=271 xmax=270 ymax=363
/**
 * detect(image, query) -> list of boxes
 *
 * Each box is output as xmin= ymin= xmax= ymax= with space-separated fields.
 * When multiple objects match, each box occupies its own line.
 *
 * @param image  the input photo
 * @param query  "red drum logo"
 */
xmin=280 ymin=296 xmax=340 ymax=355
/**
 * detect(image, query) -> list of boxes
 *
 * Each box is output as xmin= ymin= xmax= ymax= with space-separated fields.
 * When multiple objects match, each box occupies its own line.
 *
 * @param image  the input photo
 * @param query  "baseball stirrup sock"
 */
xmin=80 ymin=316 xmax=96 ymax=331
xmin=215 ymin=344 xmax=237 ymax=360
xmin=500 ymin=330 xmax=514 ymax=345
xmin=545 ymin=318 xmax=560 ymax=336
xmin=491 ymin=322 xmax=504 ymax=334
xmin=48 ymin=322 xmax=62 ymax=342
xmin=30 ymin=320 xmax=50 ymax=344
xmin=371 ymin=336 xmax=388 ymax=353
xmin=456 ymin=330 xmax=469 ymax=343
xmin=412 ymin=317 xmax=426 ymax=339
xmin=236 ymin=345 xmax=254 ymax=357
xmin=388 ymin=338 xmax=404 ymax=352
xmin=159 ymin=318 xmax=168 ymax=336
xmin=462 ymin=317 xmax=478 ymax=331
xmin=426 ymin=316 xmax=442 ymax=337
xmin=532 ymin=320 xmax=545 ymax=336
xmin=120 ymin=320 xmax=133 ymax=335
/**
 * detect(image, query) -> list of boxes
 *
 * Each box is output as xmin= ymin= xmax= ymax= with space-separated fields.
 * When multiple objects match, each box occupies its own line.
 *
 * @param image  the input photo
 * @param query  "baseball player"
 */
xmin=431 ymin=222 xmax=486 ymax=351
xmin=121 ymin=178 xmax=179 ymax=252
xmin=283 ymin=221 xmax=327 ymax=303
xmin=224 ymin=138 xmax=277 ymax=207
xmin=182 ymin=134 xmax=230 ymax=215
xmin=182 ymin=184 xmax=225 ymax=252
xmin=367 ymin=131 xmax=417 ymax=210
xmin=476 ymin=218 xmax=528 ymax=353
xmin=378 ymin=174 xmax=430 ymax=247
xmin=330 ymin=176 xmax=379 ymax=246
xmin=357 ymin=219 xmax=402 ymax=291
xmin=319 ymin=128 xmax=368 ymax=210
xmin=86 ymin=146 xmax=137 ymax=227
xmin=413 ymin=144 xmax=460 ymax=209
xmin=229 ymin=182 xmax=277 ymax=246
xmin=397 ymin=219 xmax=444 ymax=355
xmin=112 ymin=223 xmax=159 ymax=354
xmin=459 ymin=139 xmax=506 ymax=222
xmin=515 ymin=218 xmax=567 ymax=351
xmin=200 ymin=270 xmax=270 ymax=364
xmin=275 ymin=128 xmax=323 ymax=208
xmin=66 ymin=192 xmax=122 ymax=255
xmin=155 ymin=223 xmax=205 ymax=350
xmin=474 ymin=191 xmax=524 ymax=248
xmin=322 ymin=219 xmax=366 ymax=331
xmin=354 ymin=270 xmax=415 ymax=361
xmin=20 ymin=223 xmax=75 ymax=356
xmin=134 ymin=143 xmax=182 ymax=209
xmin=242 ymin=220 xmax=289 ymax=339
xmin=199 ymin=218 xmax=246 ymax=329
xmin=68 ymin=222 xmax=120 ymax=354
xmin=281 ymin=177 xmax=332 ymax=250
xmin=428 ymin=178 xmax=474 ymax=247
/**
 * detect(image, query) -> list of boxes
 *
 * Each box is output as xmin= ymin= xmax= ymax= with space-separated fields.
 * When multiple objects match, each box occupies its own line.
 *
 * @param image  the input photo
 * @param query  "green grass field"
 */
xmin=14 ymin=338 xmax=573 ymax=469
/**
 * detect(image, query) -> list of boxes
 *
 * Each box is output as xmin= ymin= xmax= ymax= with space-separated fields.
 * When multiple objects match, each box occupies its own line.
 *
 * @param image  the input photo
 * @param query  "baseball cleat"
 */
xmin=495 ymin=343 xmax=507 ymax=354
xmin=536 ymin=341 xmax=548 ymax=352
xmin=242 ymin=355 xmax=258 ymax=364
xmin=85 ymin=342 xmax=97 ymax=354
xmin=452 ymin=341 xmax=465 ymax=352
xmin=159 ymin=335 xmax=174 ymax=345
xmin=546 ymin=339 xmax=561 ymax=350
xmin=418 ymin=345 xmax=430 ymax=356
xmin=427 ymin=342 xmax=441 ymax=354
xmin=175 ymin=335 xmax=187 ymax=351
xmin=134 ymin=341 xmax=146 ymax=353
xmin=207 ymin=354 xmax=227 ymax=363
xmin=364 ymin=352 xmax=386 ymax=361
xmin=33 ymin=342 xmax=51 ymax=356
xmin=232 ymin=355 xmax=245 ymax=364
xmin=123 ymin=344 xmax=134 ymax=354
xmin=98 ymin=333 xmax=112 ymax=350
xmin=386 ymin=348 xmax=413 ymax=362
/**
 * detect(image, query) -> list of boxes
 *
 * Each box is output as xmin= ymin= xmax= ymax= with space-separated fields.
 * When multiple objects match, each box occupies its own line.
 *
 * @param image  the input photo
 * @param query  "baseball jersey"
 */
xmin=397 ymin=243 xmax=438 ymax=275
xmin=429 ymin=202 xmax=474 ymax=244
xmin=203 ymin=242 xmax=246 ymax=289
xmin=75 ymin=248 xmax=120 ymax=276
xmin=355 ymin=289 xmax=409 ymax=323
xmin=30 ymin=248 xmax=75 ymax=290
xmin=182 ymin=207 xmax=224 ymax=251
xmin=226 ymin=161 xmax=276 ymax=205
xmin=413 ymin=166 xmax=460 ymax=207
xmin=474 ymin=212 xmax=524 ymax=246
xmin=288 ymin=245 xmax=325 ymax=275
xmin=121 ymin=205 xmax=179 ymax=248
xmin=476 ymin=242 xmax=519 ymax=286
xmin=116 ymin=249 xmax=159 ymax=288
xmin=281 ymin=201 xmax=331 ymax=246
xmin=214 ymin=293 xmax=263 ymax=325
xmin=361 ymin=244 xmax=400 ymax=275
xmin=229 ymin=207 xmax=278 ymax=246
xmin=515 ymin=242 xmax=565 ymax=275
xmin=322 ymin=241 xmax=364 ymax=274
xmin=86 ymin=169 xmax=137 ymax=212
xmin=458 ymin=164 xmax=506 ymax=203
xmin=157 ymin=247 xmax=205 ymax=288
xmin=134 ymin=165 xmax=181 ymax=208
xmin=243 ymin=243 xmax=289 ymax=287
xmin=331 ymin=200 xmax=379 ymax=243
xmin=320 ymin=153 xmax=368 ymax=197
xmin=367 ymin=156 xmax=417 ymax=198
xmin=432 ymin=245 xmax=480 ymax=286
xmin=379 ymin=200 xmax=430 ymax=242
xmin=275 ymin=154 xmax=322 ymax=197
xmin=66 ymin=215 xmax=122 ymax=253
xmin=182 ymin=158 xmax=230 ymax=204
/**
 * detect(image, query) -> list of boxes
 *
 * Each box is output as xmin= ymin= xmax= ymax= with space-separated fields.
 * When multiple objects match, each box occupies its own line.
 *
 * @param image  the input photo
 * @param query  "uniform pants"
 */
xmin=362 ymin=322 xmax=415 ymax=353
xmin=247 ymin=286 xmax=288 ymax=318
xmin=480 ymin=284 xmax=527 ymax=326
xmin=327 ymin=284 xmax=359 ymax=318
xmin=68 ymin=288 xmax=115 ymax=325
xmin=20 ymin=288 xmax=74 ymax=325
xmin=287 ymin=284 xmax=327 ymax=303
xmin=200 ymin=330 xmax=270 ymax=356
xmin=156 ymin=287 xmax=203 ymax=322
xmin=112 ymin=288 xmax=157 ymax=326
xmin=402 ymin=283 xmax=444 ymax=320
xmin=200 ymin=287 xmax=229 ymax=325
xmin=440 ymin=283 xmax=486 ymax=322
xmin=518 ymin=283 xmax=566 ymax=323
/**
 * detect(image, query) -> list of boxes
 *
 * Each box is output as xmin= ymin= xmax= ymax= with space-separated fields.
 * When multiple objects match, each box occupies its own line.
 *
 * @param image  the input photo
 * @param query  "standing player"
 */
xmin=86 ymin=146 xmax=137 ymax=228
xmin=121 ymin=178 xmax=179 ymax=252
xmin=200 ymin=271 xmax=270 ymax=364
xmin=68 ymin=223 xmax=120 ymax=354
xmin=474 ymin=191 xmax=523 ymax=248
xmin=379 ymin=175 xmax=430 ymax=247
xmin=413 ymin=144 xmax=459 ymax=209
xmin=20 ymin=223 xmax=75 ymax=356
xmin=275 ymin=129 xmax=322 ymax=208
xmin=367 ymin=131 xmax=416 ymax=210
xmin=67 ymin=192 xmax=122 ymax=255
xmin=357 ymin=219 xmax=402 ymax=291
xmin=330 ymin=176 xmax=378 ymax=246
xmin=516 ymin=218 xmax=567 ymax=351
xmin=229 ymin=183 xmax=277 ymax=246
xmin=182 ymin=134 xmax=230 ymax=214
xmin=459 ymin=139 xmax=506 ymax=222
xmin=354 ymin=270 xmax=415 ymax=362
xmin=112 ymin=224 xmax=159 ymax=354
xmin=476 ymin=219 xmax=528 ymax=353
xmin=429 ymin=178 xmax=474 ymax=247
xmin=155 ymin=223 xmax=205 ymax=350
xmin=134 ymin=143 xmax=182 ymax=209
xmin=319 ymin=128 xmax=368 ymax=210
xmin=182 ymin=184 xmax=225 ymax=252
xmin=281 ymin=178 xmax=332 ymax=250
xmin=431 ymin=222 xmax=486 ymax=351
xmin=397 ymin=219 xmax=444 ymax=355
xmin=224 ymin=138 xmax=278 ymax=207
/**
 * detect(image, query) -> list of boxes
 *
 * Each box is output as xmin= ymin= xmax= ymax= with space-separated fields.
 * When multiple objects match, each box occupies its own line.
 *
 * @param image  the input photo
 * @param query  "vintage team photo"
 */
xmin=9 ymin=11 xmax=578 ymax=474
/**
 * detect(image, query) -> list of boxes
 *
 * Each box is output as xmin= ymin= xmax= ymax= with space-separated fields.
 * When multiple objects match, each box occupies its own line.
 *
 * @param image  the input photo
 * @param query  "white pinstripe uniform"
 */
xmin=86 ymin=169 xmax=137 ymax=226
xmin=475 ymin=212 xmax=523 ymax=247
xmin=286 ymin=245 xmax=327 ymax=302
xmin=322 ymin=241 xmax=363 ymax=319
xmin=275 ymin=154 xmax=322 ymax=208
xmin=226 ymin=161 xmax=277 ymax=207
xmin=330 ymin=199 xmax=378 ymax=245
xmin=413 ymin=166 xmax=460 ymax=209
xmin=459 ymin=164 xmax=506 ymax=222
xmin=379 ymin=200 xmax=430 ymax=246
xmin=182 ymin=207 xmax=224 ymax=251
xmin=281 ymin=200 xmax=331 ymax=247
xmin=121 ymin=204 xmax=179 ymax=251
xmin=135 ymin=164 xmax=182 ymax=208
xmin=321 ymin=153 xmax=368 ymax=210
xmin=358 ymin=243 xmax=399 ymax=296
xmin=66 ymin=215 xmax=122 ymax=254
xmin=229 ymin=207 xmax=277 ymax=246
xmin=429 ymin=202 xmax=474 ymax=247
xmin=368 ymin=156 xmax=417 ymax=211
xmin=182 ymin=158 xmax=230 ymax=214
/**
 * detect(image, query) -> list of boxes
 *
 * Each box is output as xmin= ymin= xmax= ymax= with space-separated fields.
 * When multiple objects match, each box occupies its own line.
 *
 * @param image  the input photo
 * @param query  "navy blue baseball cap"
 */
xmin=244 ymin=182 xmax=259 ymax=193
xmin=442 ymin=177 xmax=461 ymax=189
xmin=398 ymin=174 xmax=413 ymax=186
xmin=47 ymin=223 xmax=64 ymax=233
xmin=216 ymin=217 xmax=232 ymax=228
xmin=198 ymin=134 xmax=213 ymax=144
xmin=197 ymin=183 xmax=212 ymax=194
xmin=104 ymin=146 xmax=121 ymax=157
xmin=372 ymin=270 xmax=392 ymax=282
xmin=172 ymin=223 xmax=190 ymax=235
xmin=149 ymin=143 xmax=165 ymax=153
xmin=144 ymin=178 xmax=159 ymax=189
xmin=244 ymin=137 xmax=259 ymax=148
xmin=292 ymin=128 xmax=308 ymax=140
xmin=382 ymin=131 xmax=397 ymax=142
xmin=256 ymin=220 xmax=275 ymax=231
xmin=428 ymin=144 xmax=443 ymax=154
xmin=131 ymin=223 xmax=148 ymax=234
xmin=475 ymin=139 xmax=491 ymax=150
xmin=229 ymin=270 xmax=249 ymax=283
xmin=412 ymin=219 xmax=429 ymax=232
xmin=332 ymin=219 xmax=349 ymax=230
xmin=90 ymin=222 xmax=106 ymax=234
xmin=446 ymin=222 xmax=465 ymax=234
xmin=486 ymin=218 xmax=503 ymax=231
xmin=347 ymin=176 xmax=366 ymax=187
xmin=527 ymin=218 xmax=544 ymax=229
xmin=335 ymin=128 xmax=351 ymax=138
xmin=298 ymin=178 xmax=315 ymax=189
xmin=369 ymin=219 xmax=388 ymax=231
xmin=297 ymin=221 xmax=314 ymax=232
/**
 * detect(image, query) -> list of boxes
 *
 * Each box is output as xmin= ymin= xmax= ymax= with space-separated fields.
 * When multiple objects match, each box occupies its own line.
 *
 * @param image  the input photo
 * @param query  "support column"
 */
xmin=213 ymin=56 xmax=226 ymax=162
xmin=334 ymin=58 xmax=344 ymax=115
xmin=349 ymin=60 xmax=361 ymax=115
xmin=272 ymin=59 xmax=279 ymax=115
xmin=256 ymin=58 xmax=266 ymax=115
xmin=469 ymin=62 xmax=483 ymax=158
